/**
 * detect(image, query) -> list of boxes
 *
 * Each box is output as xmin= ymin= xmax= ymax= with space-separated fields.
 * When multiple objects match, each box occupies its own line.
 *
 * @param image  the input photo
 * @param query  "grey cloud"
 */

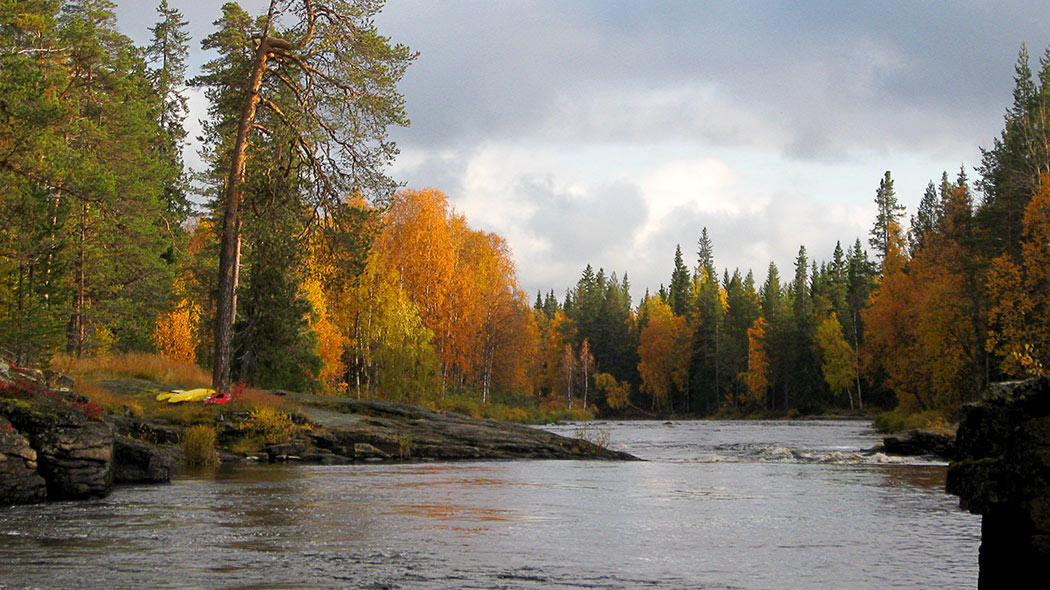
xmin=378 ymin=1 xmax=1050 ymax=158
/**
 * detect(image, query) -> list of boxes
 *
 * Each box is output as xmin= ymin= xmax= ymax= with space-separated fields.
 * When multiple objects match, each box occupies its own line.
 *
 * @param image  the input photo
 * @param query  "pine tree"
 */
xmin=696 ymin=228 xmax=715 ymax=278
xmin=195 ymin=0 xmax=416 ymax=393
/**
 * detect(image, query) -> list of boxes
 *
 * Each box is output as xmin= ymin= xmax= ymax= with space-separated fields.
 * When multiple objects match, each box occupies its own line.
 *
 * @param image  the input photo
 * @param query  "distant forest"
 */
xmin=2 ymin=2 xmax=1049 ymax=422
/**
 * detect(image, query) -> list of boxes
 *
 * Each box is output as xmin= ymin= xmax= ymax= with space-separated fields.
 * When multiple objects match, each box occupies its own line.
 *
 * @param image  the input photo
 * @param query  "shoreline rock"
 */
xmin=946 ymin=376 xmax=1050 ymax=590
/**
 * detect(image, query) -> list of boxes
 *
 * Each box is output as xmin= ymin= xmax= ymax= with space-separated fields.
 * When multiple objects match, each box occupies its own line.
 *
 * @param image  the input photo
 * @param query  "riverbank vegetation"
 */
xmin=2 ymin=2 xmax=1048 ymax=430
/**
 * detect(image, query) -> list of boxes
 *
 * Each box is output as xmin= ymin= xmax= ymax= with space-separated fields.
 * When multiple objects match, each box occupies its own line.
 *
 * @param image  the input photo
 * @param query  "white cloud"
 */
xmin=635 ymin=157 xmax=755 ymax=245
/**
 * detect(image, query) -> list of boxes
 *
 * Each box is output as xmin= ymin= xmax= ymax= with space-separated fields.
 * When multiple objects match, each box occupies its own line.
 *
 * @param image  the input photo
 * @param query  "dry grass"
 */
xmin=50 ymin=352 xmax=211 ymax=389
xmin=234 ymin=385 xmax=289 ymax=410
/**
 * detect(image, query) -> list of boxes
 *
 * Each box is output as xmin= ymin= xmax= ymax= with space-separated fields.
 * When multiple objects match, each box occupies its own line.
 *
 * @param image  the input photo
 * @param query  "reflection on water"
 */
xmin=0 ymin=420 xmax=978 ymax=589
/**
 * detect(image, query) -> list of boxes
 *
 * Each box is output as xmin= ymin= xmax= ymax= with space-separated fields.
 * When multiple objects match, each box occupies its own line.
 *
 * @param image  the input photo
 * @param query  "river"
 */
xmin=0 ymin=420 xmax=978 ymax=589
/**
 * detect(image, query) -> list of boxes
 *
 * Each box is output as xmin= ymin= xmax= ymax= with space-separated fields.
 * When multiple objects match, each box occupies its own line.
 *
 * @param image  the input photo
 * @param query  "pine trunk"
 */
xmin=213 ymin=38 xmax=280 ymax=393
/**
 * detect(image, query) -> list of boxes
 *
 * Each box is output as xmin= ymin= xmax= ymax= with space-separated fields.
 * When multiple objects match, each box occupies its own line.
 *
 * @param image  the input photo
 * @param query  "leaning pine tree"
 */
xmin=194 ymin=0 xmax=415 ymax=393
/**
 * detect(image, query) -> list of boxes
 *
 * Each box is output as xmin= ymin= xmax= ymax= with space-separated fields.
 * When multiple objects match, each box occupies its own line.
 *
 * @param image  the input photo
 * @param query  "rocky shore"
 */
xmin=0 ymin=360 xmax=636 ymax=506
xmin=946 ymin=376 xmax=1050 ymax=590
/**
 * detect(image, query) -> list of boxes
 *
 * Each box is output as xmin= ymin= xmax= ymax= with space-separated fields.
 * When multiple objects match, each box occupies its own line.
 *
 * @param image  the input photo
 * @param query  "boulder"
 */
xmin=0 ymin=416 xmax=47 ymax=504
xmin=113 ymin=436 xmax=181 ymax=484
xmin=947 ymin=376 xmax=1050 ymax=590
xmin=353 ymin=442 xmax=391 ymax=461
xmin=883 ymin=428 xmax=956 ymax=459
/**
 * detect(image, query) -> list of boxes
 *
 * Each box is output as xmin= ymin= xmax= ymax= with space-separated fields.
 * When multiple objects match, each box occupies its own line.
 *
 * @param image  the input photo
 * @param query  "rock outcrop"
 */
xmin=0 ymin=361 xmax=179 ymax=505
xmin=946 ymin=376 xmax=1050 ymax=590
xmin=32 ymin=419 xmax=114 ymax=499
xmin=287 ymin=394 xmax=638 ymax=461
xmin=883 ymin=428 xmax=956 ymax=459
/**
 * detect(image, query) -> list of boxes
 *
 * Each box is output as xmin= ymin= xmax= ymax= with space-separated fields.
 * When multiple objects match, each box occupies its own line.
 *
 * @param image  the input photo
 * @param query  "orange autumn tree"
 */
xmin=907 ymin=181 xmax=984 ymax=408
xmin=740 ymin=316 xmax=770 ymax=408
xmin=372 ymin=188 xmax=456 ymax=346
xmin=462 ymin=230 xmax=536 ymax=401
xmin=370 ymin=188 xmax=538 ymax=400
xmin=637 ymin=296 xmax=690 ymax=412
xmin=865 ymin=181 xmax=985 ymax=412
xmin=862 ymin=223 xmax=924 ymax=408
xmin=301 ymin=277 xmax=346 ymax=388
xmin=987 ymin=176 xmax=1050 ymax=377
xmin=488 ymin=302 xmax=542 ymax=399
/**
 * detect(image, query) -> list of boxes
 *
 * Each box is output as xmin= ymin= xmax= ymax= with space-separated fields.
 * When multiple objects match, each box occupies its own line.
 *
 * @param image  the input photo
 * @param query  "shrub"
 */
xmin=243 ymin=407 xmax=299 ymax=445
xmin=397 ymin=434 xmax=414 ymax=459
xmin=573 ymin=423 xmax=611 ymax=449
xmin=874 ymin=407 xmax=955 ymax=433
xmin=182 ymin=425 xmax=219 ymax=465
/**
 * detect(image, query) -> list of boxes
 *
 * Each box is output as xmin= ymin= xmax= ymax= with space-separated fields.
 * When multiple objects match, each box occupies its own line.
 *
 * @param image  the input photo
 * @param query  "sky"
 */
xmin=111 ymin=0 xmax=1050 ymax=302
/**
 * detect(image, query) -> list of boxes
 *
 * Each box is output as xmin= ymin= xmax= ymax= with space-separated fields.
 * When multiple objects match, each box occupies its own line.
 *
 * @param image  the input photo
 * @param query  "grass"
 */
xmin=572 ymin=422 xmax=611 ymax=448
xmin=73 ymin=380 xmax=143 ymax=416
xmin=45 ymin=353 xmax=299 ymax=427
xmin=425 ymin=392 xmax=595 ymax=424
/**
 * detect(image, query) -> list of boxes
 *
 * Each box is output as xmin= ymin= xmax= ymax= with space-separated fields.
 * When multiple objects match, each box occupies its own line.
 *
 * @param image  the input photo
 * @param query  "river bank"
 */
xmin=0 ymin=359 xmax=635 ymax=506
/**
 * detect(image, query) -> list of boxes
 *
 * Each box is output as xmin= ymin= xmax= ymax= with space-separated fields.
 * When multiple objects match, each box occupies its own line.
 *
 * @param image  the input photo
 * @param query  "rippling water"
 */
xmin=0 ymin=420 xmax=978 ymax=589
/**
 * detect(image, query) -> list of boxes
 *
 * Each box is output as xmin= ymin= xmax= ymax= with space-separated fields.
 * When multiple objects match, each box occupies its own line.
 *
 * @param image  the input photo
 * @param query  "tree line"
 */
xmin=535 ymin=46 xmax=1050 ymax=418
xmin=2 ymin=2 xmax=1049 ymax=421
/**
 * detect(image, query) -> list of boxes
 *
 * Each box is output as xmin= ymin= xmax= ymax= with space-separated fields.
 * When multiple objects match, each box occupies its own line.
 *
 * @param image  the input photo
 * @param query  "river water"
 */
xmin=0 ymin=420 xmax=979 ymax=589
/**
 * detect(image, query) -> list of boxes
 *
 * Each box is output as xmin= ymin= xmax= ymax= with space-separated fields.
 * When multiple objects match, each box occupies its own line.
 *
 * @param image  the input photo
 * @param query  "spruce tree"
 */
xmin=910 ymin=181 xmax=942 ymax=255
xmin=869 ymin=171 xmax=906 ymax=264
xmin=668 ymin=244 xmax=692 ymax=316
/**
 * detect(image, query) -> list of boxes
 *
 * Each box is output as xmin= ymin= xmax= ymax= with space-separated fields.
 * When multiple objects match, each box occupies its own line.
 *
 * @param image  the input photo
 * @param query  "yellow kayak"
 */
xmin=164 ymin=388 xmax=216 ymax=403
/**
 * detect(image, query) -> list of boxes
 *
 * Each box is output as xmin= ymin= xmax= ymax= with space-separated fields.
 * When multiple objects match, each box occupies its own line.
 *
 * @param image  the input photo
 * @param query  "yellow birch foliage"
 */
xmin=344 ymin=258 xmax=440 ymax=402
xmin=301 ymin=277 xmax=346 ymax=387
xmin=595 ymin=372 xmax=630 ymax=410
xmin=815 ymin=313 xmax=854 ymax=404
